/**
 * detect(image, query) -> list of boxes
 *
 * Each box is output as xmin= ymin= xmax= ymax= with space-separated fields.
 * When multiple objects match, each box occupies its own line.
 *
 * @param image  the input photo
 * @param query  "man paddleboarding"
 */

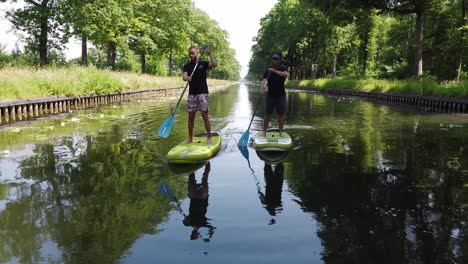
xmin=183 ymin=45 xmax=218 ymax=144
xmin=260 ymin=54 xmax=289 ymax=137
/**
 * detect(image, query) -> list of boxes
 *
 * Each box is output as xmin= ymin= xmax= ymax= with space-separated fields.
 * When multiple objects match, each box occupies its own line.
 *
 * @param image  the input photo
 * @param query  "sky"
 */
xmin=0 ymin=0 xmax=278 ymax=77
xmin=192 ymin=0 xmax=278 ymax=77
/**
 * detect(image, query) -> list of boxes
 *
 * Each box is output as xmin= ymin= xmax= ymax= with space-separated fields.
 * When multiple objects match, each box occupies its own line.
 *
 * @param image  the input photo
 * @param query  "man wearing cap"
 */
xmin=260 ymin=54 xmax=289 ymax=137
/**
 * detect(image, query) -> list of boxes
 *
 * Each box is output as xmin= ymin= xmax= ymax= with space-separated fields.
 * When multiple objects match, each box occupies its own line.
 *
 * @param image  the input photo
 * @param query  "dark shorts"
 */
xmin=266 ymin=95 xmax=287 ymax=115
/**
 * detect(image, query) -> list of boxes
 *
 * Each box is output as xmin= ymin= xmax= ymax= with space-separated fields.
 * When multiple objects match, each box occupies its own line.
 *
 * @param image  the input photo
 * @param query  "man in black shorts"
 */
xmin=183 ymin=45 xmax=218 ymax=144
xmin=260 ymin=54 xmax=289 ymax=137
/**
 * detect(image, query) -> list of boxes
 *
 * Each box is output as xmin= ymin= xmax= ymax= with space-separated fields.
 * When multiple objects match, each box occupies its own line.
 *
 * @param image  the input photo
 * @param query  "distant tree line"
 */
xmin=0 ymin=0 xmax=241 ymax=80
xmin=247 ymin=0 xmax=467 ymax=82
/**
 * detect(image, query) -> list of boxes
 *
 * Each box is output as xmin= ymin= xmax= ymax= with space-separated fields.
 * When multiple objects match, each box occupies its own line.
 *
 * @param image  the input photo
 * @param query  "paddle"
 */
xmin=238 ymin=145 xmax=254 ymax=173
xmin=157 ymin=44 xmax=209 ymax=139
xmin=238 ymin=72 xmax=270 ymax=147
xmin=159 ymin=182 xmax=186 ymax=216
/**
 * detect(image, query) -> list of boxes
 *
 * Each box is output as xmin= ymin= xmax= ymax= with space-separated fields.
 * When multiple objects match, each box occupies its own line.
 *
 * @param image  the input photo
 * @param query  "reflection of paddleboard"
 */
xmin=168 ymin=161 xmax=207 ymax=175
xmin=256 ymin=151 xmax=290 ymax=165
xmin=167 ymin=132 xmax=221 ymax=164
xmin=253 ymin=129 xmax=293 ymax=151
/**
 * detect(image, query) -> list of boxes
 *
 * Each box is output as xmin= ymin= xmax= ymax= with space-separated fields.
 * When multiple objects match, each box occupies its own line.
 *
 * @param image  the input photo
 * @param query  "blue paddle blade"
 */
xmin=238 ymin=130 xmax=250 ymax=147
xmin=157 ymin=115 xmax=174 ymax=138
xmin=159 ymin=182 xmax=177 ymax=202
xmin=238 ymin=146 xmax=249 ymax=160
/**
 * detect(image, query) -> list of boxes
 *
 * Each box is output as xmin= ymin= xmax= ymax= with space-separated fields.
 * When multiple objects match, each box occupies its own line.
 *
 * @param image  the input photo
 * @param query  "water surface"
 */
xmin=0 ymin=83 xmax=467 ymax=263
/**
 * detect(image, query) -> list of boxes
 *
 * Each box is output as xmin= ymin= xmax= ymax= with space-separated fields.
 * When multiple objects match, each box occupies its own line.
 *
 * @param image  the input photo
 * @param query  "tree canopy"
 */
xmin=248 ymin=0 xmax=467 ymax=81
xmin=1 ymin=0 xmax=241 ymax=80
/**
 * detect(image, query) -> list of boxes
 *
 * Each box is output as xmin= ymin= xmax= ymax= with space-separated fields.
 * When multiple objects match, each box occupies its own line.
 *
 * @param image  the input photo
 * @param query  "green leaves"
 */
xmin=248 ymin=0 xmax=466 ymax=81
xmin=3 ymin=0 xmax=240 ymax=79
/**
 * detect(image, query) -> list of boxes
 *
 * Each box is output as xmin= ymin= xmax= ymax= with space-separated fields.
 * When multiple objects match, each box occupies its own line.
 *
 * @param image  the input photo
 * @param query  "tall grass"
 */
xmin=287 ymin=78 xmax=468 ymax=98
xmin=0 ymin=66 xmax=233 ymax=101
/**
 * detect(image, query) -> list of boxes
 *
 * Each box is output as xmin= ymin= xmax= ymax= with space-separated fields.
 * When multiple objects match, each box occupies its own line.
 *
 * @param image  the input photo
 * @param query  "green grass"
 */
xmin=0 ymin=66 xmax=234 ymax=101
xmin=287 ymin=78 xmax=468 ymax=98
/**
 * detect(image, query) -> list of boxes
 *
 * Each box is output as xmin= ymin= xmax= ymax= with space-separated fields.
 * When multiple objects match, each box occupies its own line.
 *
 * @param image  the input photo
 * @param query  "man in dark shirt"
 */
xmin=182 ymin=45 xmax=218 ymax=144
xmin=260 ymin=54 xmax=289 ymax=137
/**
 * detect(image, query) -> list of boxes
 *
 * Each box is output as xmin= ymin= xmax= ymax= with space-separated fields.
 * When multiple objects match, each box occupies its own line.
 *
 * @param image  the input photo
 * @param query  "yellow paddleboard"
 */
xmin=254 ymin=129 xmax=293 ymax=151
xmin=167 ymin=132 xmax=221 ymax=164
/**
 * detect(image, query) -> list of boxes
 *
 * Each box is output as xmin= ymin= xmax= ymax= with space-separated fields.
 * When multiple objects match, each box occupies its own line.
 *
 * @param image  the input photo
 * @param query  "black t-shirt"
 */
xmin=263 ymin=65 xmax=288 ymax=97
xmin=183 ymin=60 xmax=210 ymax=95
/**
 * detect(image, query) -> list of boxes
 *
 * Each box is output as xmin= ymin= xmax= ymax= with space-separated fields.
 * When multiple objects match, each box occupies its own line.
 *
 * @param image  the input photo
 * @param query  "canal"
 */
xmin=0 ymin=82 xmax=467 ymax=263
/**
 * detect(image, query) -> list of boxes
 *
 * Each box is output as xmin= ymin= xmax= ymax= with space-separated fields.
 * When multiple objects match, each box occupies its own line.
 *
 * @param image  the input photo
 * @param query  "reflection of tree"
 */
xmin=0 ymin=124 xmax=182 ymax=263
xmin=183 ymin=162 xmax=215 ymax=242
xmin=284 ymin=93 xmax=468 ymax=263
xmin=0 ymin=188 xmax=44 ymax=264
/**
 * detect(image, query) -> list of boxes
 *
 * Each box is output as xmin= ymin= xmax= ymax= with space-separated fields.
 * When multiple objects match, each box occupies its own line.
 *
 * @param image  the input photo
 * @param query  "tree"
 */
xmin=59 ymin=0 xmax=97 ymax=66
xmin=6 ymin=0 xmax=65 ymax=66
xmin=456 ymin=0 xmax=467 ymax=80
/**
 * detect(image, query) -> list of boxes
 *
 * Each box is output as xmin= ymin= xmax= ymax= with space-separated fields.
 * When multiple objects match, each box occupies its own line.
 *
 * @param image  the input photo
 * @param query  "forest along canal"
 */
xmin=0 ymin=82 xmax=467 ymax=263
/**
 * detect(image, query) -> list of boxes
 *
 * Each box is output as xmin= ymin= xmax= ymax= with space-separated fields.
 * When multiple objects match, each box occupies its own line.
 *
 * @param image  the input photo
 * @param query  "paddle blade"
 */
xmin=238 ymin=130 xmax=250 ymax=147
xmin=159 ymin=182 xmax=177 ymax=202
xmin=157 ymin=115 xmax=174 ymax=138
xmin=238 ymin=146 xmax=249 ymax=160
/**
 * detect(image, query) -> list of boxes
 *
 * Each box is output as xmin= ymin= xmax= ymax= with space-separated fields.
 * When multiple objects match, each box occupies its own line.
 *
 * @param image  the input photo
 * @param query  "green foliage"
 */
xmin=288 ymin=77 xmax=468 ymax=98
xmin=83 ymin=68 xmax=125 ymax=95
xmin=248 ymin=0 xmax=466 ymax=81
xmin=0 ymin=66 xmax=232 ymax=100
xmin=1 ymin=0 xmax=241 ymax=79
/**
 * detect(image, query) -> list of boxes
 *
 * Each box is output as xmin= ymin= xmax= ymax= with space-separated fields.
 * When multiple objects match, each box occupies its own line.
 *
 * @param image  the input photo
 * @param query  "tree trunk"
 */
xmin=414 ymin=7 xmax=425 ymax=77
xmin=141 ymin=53 xmax=146 ymax=74
xmin=169 ymin=49 xmax=173 ymax=77
xmin=81 ymin=35 xmax=88 ymax=66
xmin=456 ymin=0 xmax=467 ymax=80
xmin=457 ymin=47 xmax=465 ymax=81
xmin=39 ymin=11 xmax=48 ymax=66
xmin=107 ymin=41 xmax=117 ymax=70
xmin=357 ymin=12 xmax=373 ymax=77
xmin=332 ymin=55 xmax=337 ymax=78
xmin=311 ymin=63 xmax=316 ymax=80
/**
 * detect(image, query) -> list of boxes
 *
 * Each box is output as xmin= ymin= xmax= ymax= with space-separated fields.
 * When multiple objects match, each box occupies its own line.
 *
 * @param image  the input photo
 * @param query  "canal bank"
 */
xmin=287 ymin=86 xmax=468 ymax=114
xmin=0 ymin=84 xmax=233 ymax=126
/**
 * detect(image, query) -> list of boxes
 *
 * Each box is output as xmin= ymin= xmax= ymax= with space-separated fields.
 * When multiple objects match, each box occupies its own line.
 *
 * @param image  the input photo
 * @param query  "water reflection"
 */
xmin=182 ymin=162 xmax=215 ymax=241
xmin=261 ymin=162 xmax=284 ymax=224
xmin=0 ymin=84 xmax=467 ymax=263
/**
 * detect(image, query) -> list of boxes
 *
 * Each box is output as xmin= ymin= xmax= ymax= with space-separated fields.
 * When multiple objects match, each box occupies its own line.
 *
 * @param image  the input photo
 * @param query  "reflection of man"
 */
xmin=182 ymin=162 xmax=215 ymax=241
xmin=260 ymin=163 xmax=284 ymax=224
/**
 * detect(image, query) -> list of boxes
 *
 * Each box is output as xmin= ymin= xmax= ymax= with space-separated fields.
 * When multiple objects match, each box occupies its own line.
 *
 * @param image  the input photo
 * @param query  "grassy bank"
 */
xmin=0 ymin=66 xmax=233 ymax=101
xmin=287 ymin=78 xmax=468 ymax=98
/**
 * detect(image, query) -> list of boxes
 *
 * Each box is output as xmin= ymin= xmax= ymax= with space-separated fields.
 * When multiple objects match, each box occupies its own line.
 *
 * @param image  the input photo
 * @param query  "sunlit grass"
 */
xmin=0 ymin=66 xmax=234 ymax=101
xmin=287 ymin=78 xmax=468 ymax=98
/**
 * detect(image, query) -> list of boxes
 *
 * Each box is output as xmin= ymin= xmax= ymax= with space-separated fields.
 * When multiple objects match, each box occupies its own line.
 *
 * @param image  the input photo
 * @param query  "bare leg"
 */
xmin=187 ymin=111 xmax=196 ymax=143
xmin=201 ymin=111 xmax=211 ymax=144
xmin=262 ymin=113 xmax=271 ymax=137
xmin=278 ymin=113 xmax=285 ymax=136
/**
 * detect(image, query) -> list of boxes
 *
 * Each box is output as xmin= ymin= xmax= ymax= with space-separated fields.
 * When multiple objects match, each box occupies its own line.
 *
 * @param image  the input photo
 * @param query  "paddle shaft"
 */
xmin=246 ymin=72 xmax=271 ymax=131
xmin=170 ymin=46 xmax=208 ymax=116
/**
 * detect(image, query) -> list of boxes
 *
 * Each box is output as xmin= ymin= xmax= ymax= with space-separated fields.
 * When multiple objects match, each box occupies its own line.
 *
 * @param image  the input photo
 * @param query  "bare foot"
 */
xmin=279 ymin=131 xmax=283 ymax=137
xmin=206 ymin=138 xmax=212 ymax=144
xmin=261 ymin=131 xmax=266 ymax=137
xmin=186 ymin=138 xmax=192 ymax=144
